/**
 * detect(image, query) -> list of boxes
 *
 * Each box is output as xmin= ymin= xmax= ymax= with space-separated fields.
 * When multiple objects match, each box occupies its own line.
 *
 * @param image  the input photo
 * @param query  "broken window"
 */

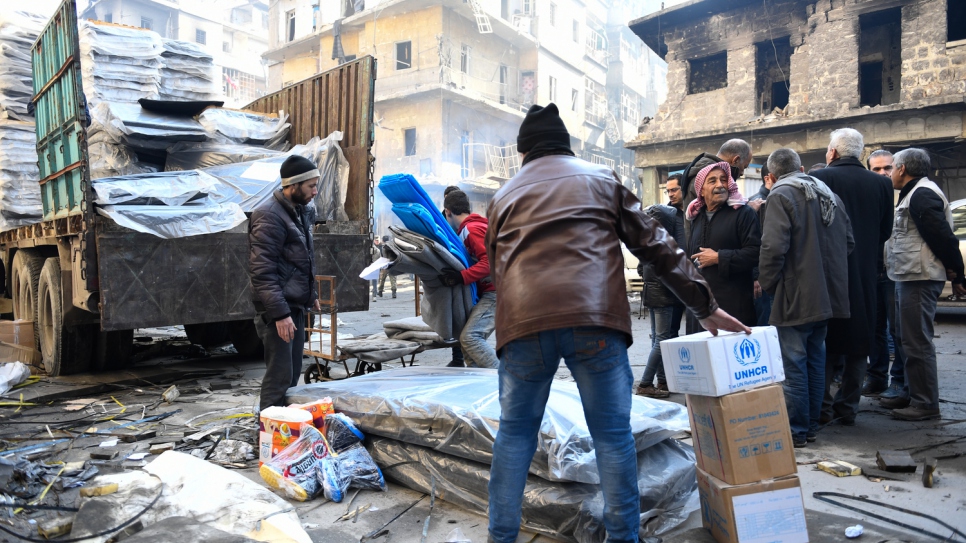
xmin=396 ymin=41 xmax=412 ymax=70
xmin=859 ymin=8 xmax=901 ymax=107
xmin=286 ymin=10 xmax=296 ymax=42
xmin=462 ymin=46 xmax=473 ymax=73
xmin=949 ymin=0 xmax=966 ymax=42
xmin=404 ymin=128 xmax=416 ymax=156
xmin=687 ymin=52 xmax=727 ymax=95
xmin=755 ymin=39 xmax=791 ymax=114
xmin=571 ymin=88 xmax=578 ymax=111
xmin=499 ymin=65 xmax=508 ymax=104
xmin=140 ymin=17 xmax=152 ymax=30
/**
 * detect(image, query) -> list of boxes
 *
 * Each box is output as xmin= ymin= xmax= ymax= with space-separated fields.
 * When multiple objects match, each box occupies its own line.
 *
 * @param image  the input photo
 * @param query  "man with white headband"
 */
xmin=249 ymin=154 xmax=321 ymax=411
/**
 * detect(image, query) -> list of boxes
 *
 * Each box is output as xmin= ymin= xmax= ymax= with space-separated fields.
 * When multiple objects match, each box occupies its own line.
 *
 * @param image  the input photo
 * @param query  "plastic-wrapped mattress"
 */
xmin=368 ymin=436 xmax=699 ymax=543
xmin=286 ymin=366 xmax=691 ymax=484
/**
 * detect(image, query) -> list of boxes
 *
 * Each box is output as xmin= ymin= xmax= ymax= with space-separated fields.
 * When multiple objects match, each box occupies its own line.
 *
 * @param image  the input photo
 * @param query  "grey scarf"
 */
xmin=775 ymin=172 xmax=837 ymax=225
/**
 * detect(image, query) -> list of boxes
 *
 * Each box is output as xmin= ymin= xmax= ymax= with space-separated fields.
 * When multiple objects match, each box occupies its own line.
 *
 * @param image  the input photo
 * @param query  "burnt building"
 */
xmin=626 ymin=0 xmax=966 ymax=205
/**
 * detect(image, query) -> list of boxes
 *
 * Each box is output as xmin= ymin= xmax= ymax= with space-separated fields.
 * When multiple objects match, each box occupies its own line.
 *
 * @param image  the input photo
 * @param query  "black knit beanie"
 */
xmin=279 ymin=155 xmax=318 ymax=186
xmin=517 ymin=103 xmax=571 ymax=154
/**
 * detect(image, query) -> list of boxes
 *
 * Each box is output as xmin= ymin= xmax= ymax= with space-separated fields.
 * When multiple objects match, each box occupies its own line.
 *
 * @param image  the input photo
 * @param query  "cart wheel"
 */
xmin=304 ymin=365 xmax=329 ymax=383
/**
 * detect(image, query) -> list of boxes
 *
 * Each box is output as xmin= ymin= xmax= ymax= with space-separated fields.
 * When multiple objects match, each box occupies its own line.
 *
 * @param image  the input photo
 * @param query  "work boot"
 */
xmin=879 ymin=383 xmax=903 ymax=400
xmin=879 ymin=395 xmax=910 ymax=410
xmin=793 ymin=438 xmax=807 ymax=448
xmin=656 ymin=382 xmax=670 ymax=393
xmin=392 ymin=291 xmax=397 ymax=298
xmin=378 ymin=291 xmax=384 ymax=297
xmin=892 ymin=406 xmax=941 ymax=421
xmin=861 ymin=381 xmax=888 ymax=397
xmin=446 ymin=360 xmax=465 ymax=368
xmin=635 ymin=384 xmax=670 ymax=399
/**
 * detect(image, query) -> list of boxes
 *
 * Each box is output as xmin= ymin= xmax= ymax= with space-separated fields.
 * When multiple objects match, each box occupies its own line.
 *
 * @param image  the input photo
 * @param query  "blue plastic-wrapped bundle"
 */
xmin=377 ymin=174 xmax=471 ymax=269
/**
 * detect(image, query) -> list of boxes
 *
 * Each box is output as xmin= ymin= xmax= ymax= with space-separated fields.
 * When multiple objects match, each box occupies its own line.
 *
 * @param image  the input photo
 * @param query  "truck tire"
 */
xmin=184 ymin=322 xmax=231 ymax=349
xmin=11 ymin=249 xmax=44 ymax=349
xmin=92 ymin=330 xmax=134 ymax=371
xmin=228 ymin=319 xmax=264 ymax=359
xmin=37 ymin=258 xmax=93 ymax=375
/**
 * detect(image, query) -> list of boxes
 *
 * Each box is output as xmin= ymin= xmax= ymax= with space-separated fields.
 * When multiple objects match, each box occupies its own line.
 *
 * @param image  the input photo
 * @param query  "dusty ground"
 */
xmin=2 ymin=277 xmax=964 ymax=542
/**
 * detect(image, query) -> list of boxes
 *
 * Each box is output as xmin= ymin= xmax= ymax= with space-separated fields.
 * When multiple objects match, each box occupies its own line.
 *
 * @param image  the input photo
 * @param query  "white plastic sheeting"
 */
xmin=159 ymin=39 xmax=218 ymax=101
xmin=0 ymin=11 xmax=45 ymax=121
xmin=95 ymin=203 xmax=246 ymax=239
xmin=0 ymin=120 xmax=42 ymax=231
xmin=79 ymin=20 xmax=163 ymax=105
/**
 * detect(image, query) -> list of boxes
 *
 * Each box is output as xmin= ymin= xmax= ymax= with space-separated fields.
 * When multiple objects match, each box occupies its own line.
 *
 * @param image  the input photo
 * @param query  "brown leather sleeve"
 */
xmin=614 ymin=180 xmax=719 ymax=319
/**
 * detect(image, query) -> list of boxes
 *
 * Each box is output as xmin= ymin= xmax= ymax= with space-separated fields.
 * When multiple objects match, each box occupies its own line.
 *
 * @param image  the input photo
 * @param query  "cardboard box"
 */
xmin=0 ymin=320 xmax=34 ymax=347
xmin=660 ymin=326 xmax=784 ymax=396
xmin=0 ymin=341 xmax=42 ymax=365
xmin=687 ymin=384 xmax=796 ymax=485
xmin=697 ymin=469 xmax=808 ymax=543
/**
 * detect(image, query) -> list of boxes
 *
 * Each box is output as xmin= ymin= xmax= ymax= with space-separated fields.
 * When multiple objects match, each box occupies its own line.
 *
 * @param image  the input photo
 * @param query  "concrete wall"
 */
xmin=632 ymin=0 xmax=966 ymax=146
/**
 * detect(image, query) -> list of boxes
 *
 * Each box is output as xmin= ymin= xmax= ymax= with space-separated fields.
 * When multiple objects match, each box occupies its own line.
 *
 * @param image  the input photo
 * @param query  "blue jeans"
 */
xmin=777 ymin=321 xmax=828 ymax=442
xmin=488 ymin=327 xmax=639 ymax=543
xmin=754 ymin=290 xmax=773 ymax=326
xmin=460 ymin=291 xmax=499 ymax=368
xmin=640 ymin=304 xmax=684 ymax=386
xmin=868 ymin=275 xmax=905 ymax=390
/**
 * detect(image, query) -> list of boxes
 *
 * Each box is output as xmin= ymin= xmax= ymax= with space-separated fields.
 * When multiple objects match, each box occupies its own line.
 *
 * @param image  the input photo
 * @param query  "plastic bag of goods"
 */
xmin=258 ymin=406 xmax=313 ymax=466
xmin=289 ymin=398 xmax=335 ymax=432
xmin=316 ymin=413 xmax=386 ymax=502
xmin=259 ymin=424 xmax=329 ymax=501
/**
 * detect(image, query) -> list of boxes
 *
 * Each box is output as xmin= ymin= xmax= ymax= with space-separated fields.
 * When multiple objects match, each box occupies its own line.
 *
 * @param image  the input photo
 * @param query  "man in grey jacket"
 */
xmin=249 ymin=155 xmax=321 ymax=411
xmin=758 ymin=148 xmax=854 ymax=447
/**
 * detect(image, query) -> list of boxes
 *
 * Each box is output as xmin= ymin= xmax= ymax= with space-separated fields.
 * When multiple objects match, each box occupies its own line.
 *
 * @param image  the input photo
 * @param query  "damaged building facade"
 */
xmin=263 ymin=0 xmax=668 ymax=233
xmin=627 ymin=0 xmax=966 ymax=205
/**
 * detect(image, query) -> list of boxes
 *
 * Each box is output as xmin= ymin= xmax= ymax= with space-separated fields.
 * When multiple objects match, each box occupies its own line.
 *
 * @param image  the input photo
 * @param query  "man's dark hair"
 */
xmin=667 ymin=173 xmax=683 ymax=185
xmin=893 ymin=148 xmax=931 ymax=178
xmin=766 ymin=148 xmax=802 ymax=179
xmin=443 ymin=185 xmax=462 ymax=196
xmin=760 ymin=163 xmax=769 ymax=179
xmin=807 ymin=163 xmax=826 ymax=173
xmin=866 ymin=149 xmax=893 ymax=169
xmin=718 ymin=139 xmax=752 ymax=163
xmin=443 ymin=189 xmax=472 ymax=215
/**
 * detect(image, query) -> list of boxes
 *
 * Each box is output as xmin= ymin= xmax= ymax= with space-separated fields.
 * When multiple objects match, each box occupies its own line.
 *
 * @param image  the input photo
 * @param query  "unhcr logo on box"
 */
xmin=733 ymin=338 xmax=761 ymax=366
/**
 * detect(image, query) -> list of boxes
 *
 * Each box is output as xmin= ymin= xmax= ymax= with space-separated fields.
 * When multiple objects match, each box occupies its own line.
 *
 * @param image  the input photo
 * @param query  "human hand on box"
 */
xmin=699 ymin=308 xmax=751 ymax=336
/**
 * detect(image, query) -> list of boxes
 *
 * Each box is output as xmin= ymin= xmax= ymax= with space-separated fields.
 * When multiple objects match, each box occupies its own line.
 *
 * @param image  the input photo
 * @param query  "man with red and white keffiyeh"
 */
xmin=684 ymin=162 xmax=762 ymax=333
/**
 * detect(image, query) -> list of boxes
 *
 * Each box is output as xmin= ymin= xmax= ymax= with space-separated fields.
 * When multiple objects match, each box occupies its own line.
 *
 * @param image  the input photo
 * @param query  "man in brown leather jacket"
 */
xmin=484 ymin=103 xmax=750 ymax=543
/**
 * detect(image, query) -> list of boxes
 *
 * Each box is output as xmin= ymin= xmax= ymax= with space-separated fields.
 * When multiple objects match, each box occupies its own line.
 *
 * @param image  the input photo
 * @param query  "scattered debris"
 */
xmin=162 ymin=385 xmax=180 ymax=404
xmin=844 ymin=524 xmax=863 ymax=539
xmin=37 ymin=516 xmax=73 ymax=539
xmin=921 ymin=458 xmax=938 ymax=488
xmin=0 ymin=362 xmax=31 ymax=395
xmin=876 ymin=450 xmax=917 ymax=473
xmin=91 ymin=449 xmax=119 ymax=460
xmin=149 ymin=443 xmax=175 ymax=455
xmin=80 ymin=483 xmax=119 ymax=497
xmin=445 ymin=527 xmax=473 ymax=543
xmin=862 ymin=467 xmax=909 ymax=482
xmin=817 ymin=460 xmax=862 ymax=477
xmin=118 ymin=430 xmax=157 ymax=443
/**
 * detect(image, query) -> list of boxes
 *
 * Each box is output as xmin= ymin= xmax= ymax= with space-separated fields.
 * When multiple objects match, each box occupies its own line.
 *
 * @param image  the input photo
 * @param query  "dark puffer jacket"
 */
xmin=249 ymin=191 xmax=317 ymax=321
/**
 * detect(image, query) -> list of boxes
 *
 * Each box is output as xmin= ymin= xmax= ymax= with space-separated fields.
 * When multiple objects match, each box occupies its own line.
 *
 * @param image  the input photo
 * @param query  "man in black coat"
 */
xmin=681 ymin=139 xmax=754 ymax=245
xmin=811 ymin=128 xmax=893 ymax=426
xmin=685 ymin=162 xmax=761 ymax=332
xmin=249 ymin=155 xmax=322 ymax=411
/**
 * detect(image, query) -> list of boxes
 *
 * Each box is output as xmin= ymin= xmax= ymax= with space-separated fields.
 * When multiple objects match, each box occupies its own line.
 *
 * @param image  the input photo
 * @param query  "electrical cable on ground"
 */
xmin=812 ymin=491 xmax=966 ymax=542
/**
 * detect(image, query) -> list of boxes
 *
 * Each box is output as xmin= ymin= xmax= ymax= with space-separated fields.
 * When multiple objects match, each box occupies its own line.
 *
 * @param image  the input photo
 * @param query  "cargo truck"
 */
xmin=0 ymin=0 xmax=376 ymax=375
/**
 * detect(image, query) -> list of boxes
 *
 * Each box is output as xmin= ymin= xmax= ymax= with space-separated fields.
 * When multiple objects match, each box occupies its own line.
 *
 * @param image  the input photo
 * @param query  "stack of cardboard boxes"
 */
xmin=0 ymin=320 xmax=39 ymax=365
xmin=661 ymin=326 xmax=809 ymax=543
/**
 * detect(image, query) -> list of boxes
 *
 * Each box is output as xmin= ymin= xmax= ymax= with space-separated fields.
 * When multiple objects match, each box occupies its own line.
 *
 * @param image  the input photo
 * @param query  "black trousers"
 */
xmin=256 ymin=307 xmax=306 ymax=411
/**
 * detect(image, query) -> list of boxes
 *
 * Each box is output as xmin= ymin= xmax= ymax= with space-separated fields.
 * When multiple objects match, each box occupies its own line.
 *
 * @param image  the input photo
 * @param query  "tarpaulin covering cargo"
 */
xmin=369 ymin=436 xmax=699 ymax=543
xmin=287 ymin=366 xmax=691 ymax=484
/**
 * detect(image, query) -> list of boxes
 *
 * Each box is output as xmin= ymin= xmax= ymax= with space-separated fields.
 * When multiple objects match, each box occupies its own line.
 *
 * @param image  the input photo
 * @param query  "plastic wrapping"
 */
xmin=95 ymin=202 xmax=247 ymax=239
xmin=287 ymin=367 xmax=691 ymax=484
xmin=312 ymin=131 xmax=349 ymax=222
xmin=91 ymin=101 xmax=207 ymax=150
xmin=324 ymin=413 xmax=365 ymax=453
xmin=92 ymin=170 xmax=218 ymax=206
xmin=159 ymin=39 xmax=218 ymax=101
xmin=164 ymin=141 xmax=284 ymax=171
xmin=79 ymin=20 xmax=163 ymax=105
xmin=198 ymin=108 xmax=290 ymax=149
xmin=369 ymin=436 xmax=699 ymax=543
xmin=259 ymin=425 xmax=328 ymax=501
xmin=318 ymin=443 xmax=386 ymax=502
xmin=0 ymin=119 xmax=42 ymax=231
xmin=0 ymin=11 xmax=45 ymax=120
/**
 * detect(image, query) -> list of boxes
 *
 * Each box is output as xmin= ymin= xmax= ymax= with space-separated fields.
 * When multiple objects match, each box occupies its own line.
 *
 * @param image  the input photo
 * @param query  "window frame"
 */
xmin=404 ymin=128 xmax=417 ymax=157
xmin=195 ymin=29 xmax=207 ymax=45
xmin=460 ymin=44 xmax=471 ymax=74
xmin=140 ymin=16 xmax=152 ymax=30
xmin=395 ymin=40 xmax=413 ymax=70
xmin=549 ymin=75 xmax=557 ymax=102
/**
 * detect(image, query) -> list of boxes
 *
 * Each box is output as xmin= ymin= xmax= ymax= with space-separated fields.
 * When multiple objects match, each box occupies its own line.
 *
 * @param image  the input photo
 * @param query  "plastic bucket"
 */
xmin=258 ymin=406 xmax=313 ymax=466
